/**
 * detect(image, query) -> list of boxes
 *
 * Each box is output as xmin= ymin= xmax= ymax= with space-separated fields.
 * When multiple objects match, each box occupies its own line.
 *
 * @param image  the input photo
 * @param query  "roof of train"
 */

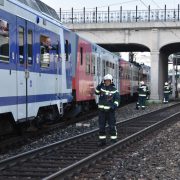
xmin=75 ymin=33 xmax=120 ymax=59
xmin=15 ymin=0 xmax=60 ymax=21
xmin=3 ymin=0 xmax=71 ymax=31
xmin=12 ymin=1 xmax=117 ymax=58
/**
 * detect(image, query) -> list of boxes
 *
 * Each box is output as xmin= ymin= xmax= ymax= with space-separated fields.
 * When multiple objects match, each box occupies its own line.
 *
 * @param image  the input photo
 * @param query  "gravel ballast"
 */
xmin=103 ymin=121 xmax=180 ymax=180
xmin=0 ymin=102 xmax=179 ymax=179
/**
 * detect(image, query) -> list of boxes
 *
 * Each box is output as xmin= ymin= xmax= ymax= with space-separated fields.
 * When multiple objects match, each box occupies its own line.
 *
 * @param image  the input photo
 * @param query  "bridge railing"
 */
xmin=58 ymin=5 xmax=180 ymax=24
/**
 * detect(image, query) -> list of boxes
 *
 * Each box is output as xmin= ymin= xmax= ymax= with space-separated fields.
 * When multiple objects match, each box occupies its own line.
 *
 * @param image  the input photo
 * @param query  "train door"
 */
xmin=114 ymin=62 xmax=119 ymax=91
xmin=0 ymin=9 xmax=18 ymax=122
xmin=116 ymin=63 xmax=120 ymax=92
xmin=16 ymin=17 xmax=35 ymax=121
xmin=95 ymin=53 xmax=102 ymax=104
xmin=55 ymin=40 xmax=61 ymax=96
xmin=97 ymin=54 xmax=101 ymax=84
xmin=130 ymin=64 xmax=134 ymax=96
xmin=64 ymin=31 xmax=72 ymax=90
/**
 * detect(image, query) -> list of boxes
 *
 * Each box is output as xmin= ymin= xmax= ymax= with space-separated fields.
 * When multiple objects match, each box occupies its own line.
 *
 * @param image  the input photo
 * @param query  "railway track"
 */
xmin=0 ymin=104 xmax=179 ymax=180
xmin=0 ymin=110 xmax=97 ymax=154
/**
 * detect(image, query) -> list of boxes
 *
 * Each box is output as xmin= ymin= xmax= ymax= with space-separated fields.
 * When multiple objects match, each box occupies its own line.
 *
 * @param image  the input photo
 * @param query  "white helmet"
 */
xmin=104 ymin=74 xmax=113 ymax=82
xmin=140 ymin=81 xmax=144 ymax=85
xmin=165 ymin=82 xmax=168 ymax=85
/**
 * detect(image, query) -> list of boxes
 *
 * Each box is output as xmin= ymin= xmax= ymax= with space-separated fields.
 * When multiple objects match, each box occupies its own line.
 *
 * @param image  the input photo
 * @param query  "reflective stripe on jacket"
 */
xmin=164 ymin=85 xmax=171 ymax=94
xmin=138 ymin=84 xmax=148 ymax=97
xmin=95 ymin=83 xmax=120 ymax=111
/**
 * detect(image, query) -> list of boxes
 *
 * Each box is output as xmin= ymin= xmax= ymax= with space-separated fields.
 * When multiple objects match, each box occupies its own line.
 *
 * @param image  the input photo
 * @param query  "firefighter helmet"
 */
xmin=104 ymin=74 xmax=113 ymax=82
xmin=165 ymin=82 xmax=168 ymax=85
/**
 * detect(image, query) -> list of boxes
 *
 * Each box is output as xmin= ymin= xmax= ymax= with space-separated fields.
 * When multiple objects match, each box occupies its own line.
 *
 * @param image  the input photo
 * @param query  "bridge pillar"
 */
xmin=159 ymin=52 xmax=169 ymax=98
xmin=150 ymin=51 xmax=169 ymax=101
xmin=150 ymin=51 xmax=161 ymax=100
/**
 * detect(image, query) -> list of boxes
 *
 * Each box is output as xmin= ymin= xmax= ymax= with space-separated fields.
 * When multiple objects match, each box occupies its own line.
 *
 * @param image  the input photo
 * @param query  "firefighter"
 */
xmin=163 ymin=82 xmax=172 ymax=103
xmin=137 ymin=81 xmax=149 ymax=110
xmin=95 ymin=74 xmax=120 ymax=146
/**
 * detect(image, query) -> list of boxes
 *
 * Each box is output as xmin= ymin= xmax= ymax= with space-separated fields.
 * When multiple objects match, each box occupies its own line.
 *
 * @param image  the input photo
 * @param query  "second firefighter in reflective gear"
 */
xmin=137 ymin=81 xmax=149 ymax=110
xmin=95 ymin=74 xmax=120 ymax=145
xmin=163 ymin=82 xmax=172 ymax=103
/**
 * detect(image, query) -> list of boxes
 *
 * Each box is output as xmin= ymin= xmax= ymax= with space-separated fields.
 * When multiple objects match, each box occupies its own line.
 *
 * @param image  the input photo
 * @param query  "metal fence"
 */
xmin=58 ymin=5 xmax=180 ymax=24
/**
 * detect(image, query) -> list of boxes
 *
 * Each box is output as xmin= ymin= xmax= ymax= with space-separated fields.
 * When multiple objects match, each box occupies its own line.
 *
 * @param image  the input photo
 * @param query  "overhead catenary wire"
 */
xmin=59 ymin=0 xmax=180 ymax=39
xmin=60 ymin=0 xmax=139 ymax=11
xmin=95 ymin=0 xmax=139 ymax=9
xmin=139 ymin=0 xmax=180 ymax=40
xmin=149 ymin=0 xmax=162 ymax=9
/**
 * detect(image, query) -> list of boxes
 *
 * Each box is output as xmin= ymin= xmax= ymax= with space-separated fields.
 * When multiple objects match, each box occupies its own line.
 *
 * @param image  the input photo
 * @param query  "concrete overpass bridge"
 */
xmin=61 ymin=7 xmax=180 ymax=101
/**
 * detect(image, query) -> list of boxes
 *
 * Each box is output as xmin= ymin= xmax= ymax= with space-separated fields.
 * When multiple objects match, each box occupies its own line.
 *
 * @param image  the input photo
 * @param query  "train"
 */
xmin=0 ymin=0 xmax=150 ymax=133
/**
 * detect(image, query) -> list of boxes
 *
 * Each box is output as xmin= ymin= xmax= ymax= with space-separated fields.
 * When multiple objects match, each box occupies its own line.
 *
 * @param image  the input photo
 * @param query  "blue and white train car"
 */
xmin=0 ymin=0 xmax=72 ymax=130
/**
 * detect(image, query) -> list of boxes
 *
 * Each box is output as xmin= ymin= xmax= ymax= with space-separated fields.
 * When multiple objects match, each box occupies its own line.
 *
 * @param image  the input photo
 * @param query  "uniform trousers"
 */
xmin=138 ymin=96 xmax=146 ymax=108
xmin=98 ymin=110 xmax=116 ymax=137
xmin=164 ymin=93 xmax=169 ymax=102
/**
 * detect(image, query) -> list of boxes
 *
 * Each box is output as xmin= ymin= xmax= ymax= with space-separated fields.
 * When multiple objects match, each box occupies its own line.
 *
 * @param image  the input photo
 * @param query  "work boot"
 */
xmin=136 ymin=102 xmax=139 ymax=110
xmin=142 ymin=106 xmax=145 ymax=110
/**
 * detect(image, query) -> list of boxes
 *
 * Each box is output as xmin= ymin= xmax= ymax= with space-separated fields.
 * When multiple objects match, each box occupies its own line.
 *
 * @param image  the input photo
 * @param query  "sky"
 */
xmin=41 ymin=0 xmax=180 ymax=11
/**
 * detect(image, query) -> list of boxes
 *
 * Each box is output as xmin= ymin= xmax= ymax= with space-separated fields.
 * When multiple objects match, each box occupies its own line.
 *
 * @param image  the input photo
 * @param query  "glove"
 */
xmin=100 ymin=81 xmax=104 ymax=87
xmin=111 ymin=104 xmax=117 ymax=110
xmin=97 ymin=81 xmax=104 ymax=89
xmin=96 ymin=82 xmax=104 ymax=96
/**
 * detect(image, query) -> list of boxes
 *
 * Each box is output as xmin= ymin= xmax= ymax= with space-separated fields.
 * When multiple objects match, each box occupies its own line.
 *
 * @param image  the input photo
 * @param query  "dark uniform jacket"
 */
xmin=138 ymin=84 xmax=149 ymax=97
xmin=95 ymin=83 xmax=120 ymax=111
xmin=163 ymin=85 xmax=172 ymax=95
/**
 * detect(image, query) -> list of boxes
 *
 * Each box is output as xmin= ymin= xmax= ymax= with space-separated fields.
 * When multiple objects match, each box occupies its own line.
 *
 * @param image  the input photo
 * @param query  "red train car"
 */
xmin=67 ymin=33 xmax=150 ymax=116
xmin=119 ymin=60 xmax=131 ymax=98
xmin=70 ymin=34 xmax=120 ymax=116
xmin=119 ymin=59 xmax=147 ymax=102
xmin=73 ymin=37 xmax=94 ymax=102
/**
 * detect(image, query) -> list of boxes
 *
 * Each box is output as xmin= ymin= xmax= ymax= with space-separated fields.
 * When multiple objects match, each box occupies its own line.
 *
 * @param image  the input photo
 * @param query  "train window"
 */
xmin=119 ymin=66 xmax=122 ymax=78
xmin=55 ymin=41 xmax=59 ymax=54
xmin=109 ymin=62 xmax=112 ymax=68
xmin=91 ymin=54 xmax=95 ymax=74
xmin=27 ymin=30 xmax=33 ymax=65
xmin=40 ymin=35 xmax=50 ymax=67
xmin=80 ymin=47 xmax=83 ymax=65
xmin=102 ymin=61 xmax=106 ymax=76
xmin=106 ymin=61 xmax=109 ymax=67
xmin=0 ymin=19 xmax=9 ymax=62
xmin=105 ymin=61 xmax=109 ymax=74
xmin=40 ymin=35 xmax=52 ymax=53
xmin=116 ymin=64 xmax=118 ymax=78
xmin=65 ymin=40 xmax=69 ymax=61
xmin=97 ymin=56 xmax=100 ymax=75
xmin=86 ymin=53 xmax=90 ymax=74
xmin=19 ymin=26 xmax=24 ymax=64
